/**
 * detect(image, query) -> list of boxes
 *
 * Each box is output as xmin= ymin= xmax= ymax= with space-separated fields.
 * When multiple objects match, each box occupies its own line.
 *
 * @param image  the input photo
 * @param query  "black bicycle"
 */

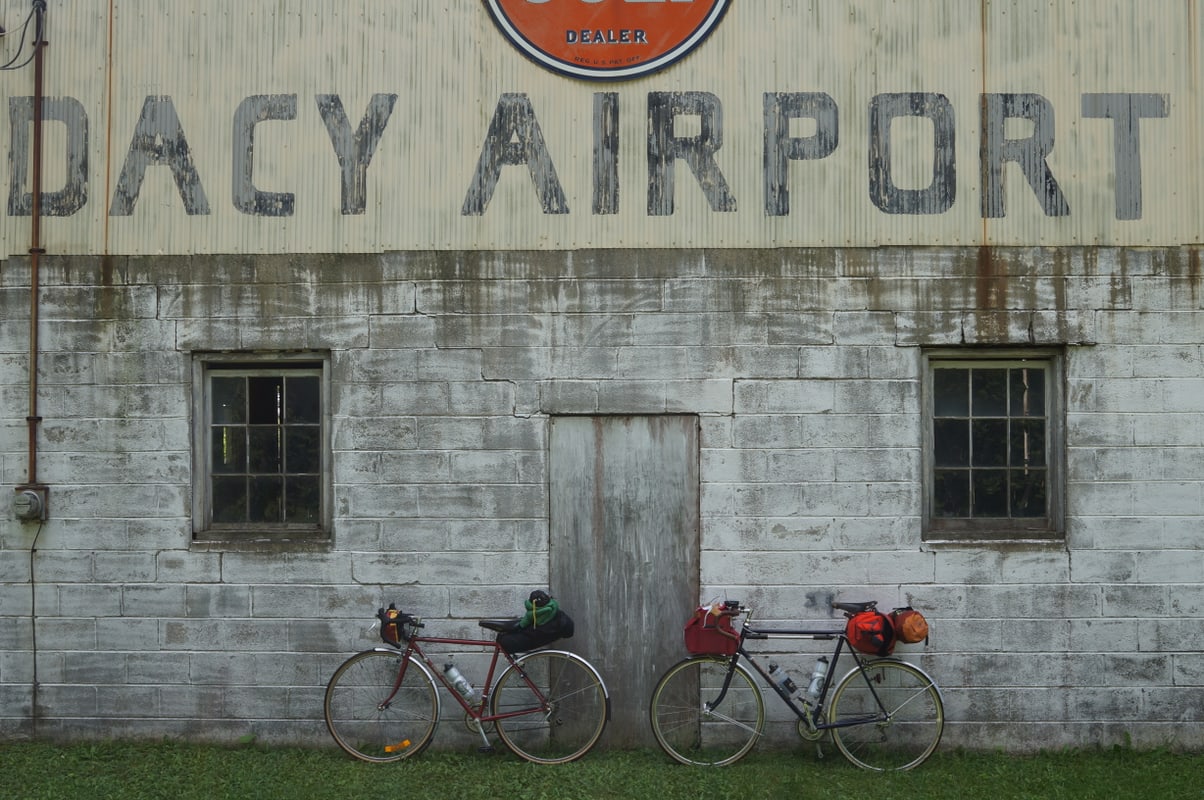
xmin=649 ymin=600 xmax=944 ymax=771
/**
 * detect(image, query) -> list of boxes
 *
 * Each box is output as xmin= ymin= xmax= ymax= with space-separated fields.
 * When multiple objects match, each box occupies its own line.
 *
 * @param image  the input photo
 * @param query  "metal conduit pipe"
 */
xmin=27 ymin=2 xmax=45 ymax=481
xmin=15 ymin=0 xmax=48 ymax=521
xmin=23 ymin=0 xmax=49 ymax=739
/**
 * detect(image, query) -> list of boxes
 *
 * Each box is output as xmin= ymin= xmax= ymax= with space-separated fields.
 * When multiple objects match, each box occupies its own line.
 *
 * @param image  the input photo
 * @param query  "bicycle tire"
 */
xmin=828 ymin=658 xmax=944 ymax=771
xmin=324 ymin=649 xmax=440 ymax=762
xmin=490 ymin=650 xmax=609 ymax=764
xmin=649 ymin=656 xmax=765 ymax=767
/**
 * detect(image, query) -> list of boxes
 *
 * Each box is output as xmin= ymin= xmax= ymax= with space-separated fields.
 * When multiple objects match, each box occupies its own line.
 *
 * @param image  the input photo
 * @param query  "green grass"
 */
xmin=2 ymin=741 xmax=1201 ymax=800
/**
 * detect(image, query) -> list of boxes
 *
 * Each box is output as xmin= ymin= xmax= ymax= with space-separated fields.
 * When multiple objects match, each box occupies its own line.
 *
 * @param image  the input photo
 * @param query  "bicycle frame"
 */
xmin=650 ymin=602 xmax=944 ymax=770
xmin=327 ymin=611 xmax=611 ymax=765
xmin=377 ymin=632 xmax=550 ymax=726
xmin=715 ymin=618 xmax=892 ymax=733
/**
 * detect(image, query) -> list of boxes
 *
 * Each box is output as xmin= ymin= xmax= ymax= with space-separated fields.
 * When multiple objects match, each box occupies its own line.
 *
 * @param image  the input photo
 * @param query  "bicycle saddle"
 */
xmin=480 ymin=617 xmax=522 ymax=632
xmin=832 ymin=600 xmax=878 ymax=615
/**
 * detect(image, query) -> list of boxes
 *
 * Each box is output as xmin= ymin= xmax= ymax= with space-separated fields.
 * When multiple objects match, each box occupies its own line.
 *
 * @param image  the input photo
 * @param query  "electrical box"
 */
xmin=13 ymin=487 xmax=48 ymax=522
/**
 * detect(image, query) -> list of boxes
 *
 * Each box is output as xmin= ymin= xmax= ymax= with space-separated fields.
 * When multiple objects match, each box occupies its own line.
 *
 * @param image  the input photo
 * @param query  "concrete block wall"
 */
xmin=1 ymin=247 xmax=1202 ymax=749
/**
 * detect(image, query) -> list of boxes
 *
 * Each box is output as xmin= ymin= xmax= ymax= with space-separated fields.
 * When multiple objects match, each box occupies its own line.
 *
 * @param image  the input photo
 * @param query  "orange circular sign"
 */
xmin=485 ymin=0 xmax=731 ymax=81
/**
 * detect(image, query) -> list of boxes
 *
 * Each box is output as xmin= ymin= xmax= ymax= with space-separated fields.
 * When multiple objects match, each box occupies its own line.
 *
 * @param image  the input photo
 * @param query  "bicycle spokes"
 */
xmin=829 ymin=661 xmax=944 ymax=771
xmin=650 ymin=657 xmax=765 ymax=767
xmin=491 ymin=651 xmax=608 ymax=765
xmin=324 ymin=651 xmax=440 ymax=763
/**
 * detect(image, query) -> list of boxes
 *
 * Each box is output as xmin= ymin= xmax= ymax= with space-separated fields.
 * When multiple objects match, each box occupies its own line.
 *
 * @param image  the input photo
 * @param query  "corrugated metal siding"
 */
xmin=981 ymin=0 xmax=1200 ymax=246
xmin=0 ymin=0 xmax=1199 ymax=256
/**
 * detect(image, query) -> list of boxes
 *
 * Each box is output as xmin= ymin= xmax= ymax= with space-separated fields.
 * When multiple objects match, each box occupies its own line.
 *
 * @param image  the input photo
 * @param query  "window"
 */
xmin=923 ymin=350 xmax=1063 ymax=540
xmin=193 ymin=354 xmax=330 ymax=540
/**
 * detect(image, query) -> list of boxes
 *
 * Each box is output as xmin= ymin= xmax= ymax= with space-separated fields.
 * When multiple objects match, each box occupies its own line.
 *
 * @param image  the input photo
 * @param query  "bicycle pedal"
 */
xmin=478 ymin=745 xmax=496 ymax=754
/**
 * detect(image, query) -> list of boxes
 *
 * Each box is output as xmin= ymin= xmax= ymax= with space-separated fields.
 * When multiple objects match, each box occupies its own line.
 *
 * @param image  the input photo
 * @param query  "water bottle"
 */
xmin=767 ymin=662 xmax=798 ymax=696
xmin=444 ymin=663 xmax=478 ymax=702
xmin=804 ymin=657 xmax=829 ymax=703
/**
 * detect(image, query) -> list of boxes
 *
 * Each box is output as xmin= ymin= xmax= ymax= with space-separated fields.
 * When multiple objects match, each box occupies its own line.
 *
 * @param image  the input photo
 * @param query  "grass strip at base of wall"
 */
xmin=2 ymin=741 xmax=1201 ymax=800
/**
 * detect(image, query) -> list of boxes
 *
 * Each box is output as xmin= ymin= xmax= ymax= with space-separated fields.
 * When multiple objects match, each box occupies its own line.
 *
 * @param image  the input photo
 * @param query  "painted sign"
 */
xmin=0 ymin=0 xmax=1199 ymax=255
xmin=8 ymin=90 xmax=1168 ymax=223
xmin=483 ymin=0 xmax=731 ymax=80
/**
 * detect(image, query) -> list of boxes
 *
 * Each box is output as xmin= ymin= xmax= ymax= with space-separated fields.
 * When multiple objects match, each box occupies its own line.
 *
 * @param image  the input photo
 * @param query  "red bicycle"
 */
xmin=323 ymin=606 xmax=610 ymax=764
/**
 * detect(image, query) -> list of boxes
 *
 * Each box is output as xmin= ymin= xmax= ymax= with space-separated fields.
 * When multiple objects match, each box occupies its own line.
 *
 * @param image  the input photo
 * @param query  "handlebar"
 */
xmin=377 ymin=604 xmax=424 ymax=643
xmin=706 ymin=600 xmax=749 ymax=618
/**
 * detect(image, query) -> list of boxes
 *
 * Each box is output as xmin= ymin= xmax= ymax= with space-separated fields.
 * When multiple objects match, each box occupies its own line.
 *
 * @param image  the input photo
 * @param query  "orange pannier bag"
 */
xmin=891 ymin=607 xmax=930 ymax=644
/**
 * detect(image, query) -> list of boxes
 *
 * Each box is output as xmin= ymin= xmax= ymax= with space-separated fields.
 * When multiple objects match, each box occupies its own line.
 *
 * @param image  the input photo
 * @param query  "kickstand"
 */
xmin=473 ymin=720 xmax=495 ymax=754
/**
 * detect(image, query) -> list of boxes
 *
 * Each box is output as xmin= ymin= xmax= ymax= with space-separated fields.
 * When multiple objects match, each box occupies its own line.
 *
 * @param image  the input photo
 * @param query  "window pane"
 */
xmin=972 ymin=469 xmax=1008 ymax=516
xmin=202 ymin=361 xmax=326 ymax=535
xmin=248 ymin=376 xmax=284 ymax=425
xmin=933 ymin=369 xmax=968 ymax=416
xmin=286 ymin=476 xmax=321 ymax=523
xmin=212 ymin=477 xmax=247 ymax=523
xmin=285 ymin=376 xmax=320 ymax=424
xmin=285 ymin=426 xmax=320 ymax=473
xmin=248 ymin=427 xmax=282 ymax=473
xmin=249 ymin=476 xmax=284 ymax=522
xmin=972 ymin=419 xmax=1008 ymax=467
xmin=1010 ymin=419 xmax=1046 ymax=467
xmin=212 ymin=377 xmax=245 ymax=424
xmin=211 ymin=426 xmax=245 ymax=474
xmin=933 ymin=419 xmax=970 ymax=467
xmin=1010 ymin=368 xmax=1045 ymax=417
xmin=971 ymin=369 xmax=1007 ymax=415
xmin=933 ymin=470 xmax=969 ymax=517
xmin=927 ymin=356 xmax=1057 ymax=536
xmin=1011 ymin=469 xmax=1047 ymax=517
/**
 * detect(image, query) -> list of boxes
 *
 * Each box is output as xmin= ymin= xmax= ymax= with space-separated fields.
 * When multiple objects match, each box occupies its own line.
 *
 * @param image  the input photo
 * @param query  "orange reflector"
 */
xmin=383 ymin=739 xmax=411 ymax=753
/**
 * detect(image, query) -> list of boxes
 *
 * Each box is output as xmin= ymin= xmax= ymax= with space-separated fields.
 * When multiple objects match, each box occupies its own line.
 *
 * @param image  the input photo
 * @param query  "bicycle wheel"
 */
xmin=828 ymin=659 xmax=944 ymax=771
xmin=324 ymin=649 xmax=440 ymax=762
xmin=649 ymin=656 xmax=765 ymax=767
xmin=490 ymin=650 xmax=609 ymax=764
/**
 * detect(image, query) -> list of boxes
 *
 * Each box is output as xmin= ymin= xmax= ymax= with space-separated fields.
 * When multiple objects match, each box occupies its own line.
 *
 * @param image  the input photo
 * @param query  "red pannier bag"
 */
xmin=846 ymin=609 xmax=896 ymax=657
xmin=683 ymin=605 xmax=740 ymax=655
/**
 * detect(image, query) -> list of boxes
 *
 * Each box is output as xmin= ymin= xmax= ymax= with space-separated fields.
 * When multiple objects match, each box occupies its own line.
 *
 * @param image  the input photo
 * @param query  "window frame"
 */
xmin=921 ymin=348 xmax=1065 ymax=542
xmin=191 ymin=352 xmax=332 ymax=542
